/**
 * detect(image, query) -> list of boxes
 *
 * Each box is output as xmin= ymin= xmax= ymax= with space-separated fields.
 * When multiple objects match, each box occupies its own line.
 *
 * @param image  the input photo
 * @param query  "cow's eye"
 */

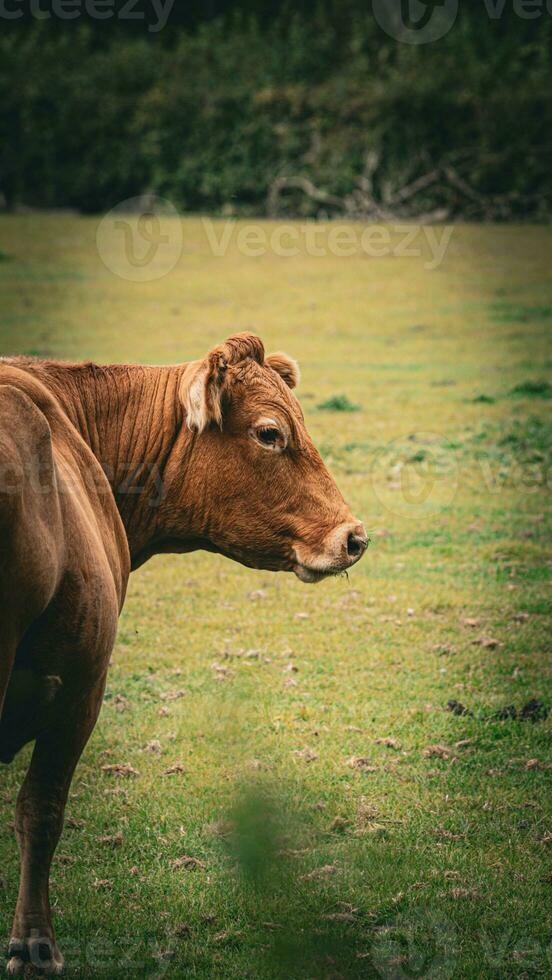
xmin=254 ymin=425 xmax=286 ymax=450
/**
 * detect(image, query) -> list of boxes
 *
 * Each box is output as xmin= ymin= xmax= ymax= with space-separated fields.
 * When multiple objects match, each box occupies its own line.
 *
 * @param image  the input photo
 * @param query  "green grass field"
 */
xmin=0 ymin=215 xmax=551 ymax=978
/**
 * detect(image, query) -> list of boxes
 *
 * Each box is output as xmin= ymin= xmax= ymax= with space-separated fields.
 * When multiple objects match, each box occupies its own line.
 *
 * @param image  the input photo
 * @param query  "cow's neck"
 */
xmin=38 ymin=361 xmax=192 ymax=564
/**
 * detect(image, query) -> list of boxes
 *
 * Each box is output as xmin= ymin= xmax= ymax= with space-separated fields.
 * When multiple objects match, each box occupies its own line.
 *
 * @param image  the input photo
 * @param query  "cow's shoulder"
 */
xmin=0 ymin=365 xmax=76 ymax=508
xmin=0 ymin=382 xmax=65 ymax=623
xmin=0 ymin=381 xmax=56 ymax=506
xmin=0 ymin=360 xmax=74 ymax=438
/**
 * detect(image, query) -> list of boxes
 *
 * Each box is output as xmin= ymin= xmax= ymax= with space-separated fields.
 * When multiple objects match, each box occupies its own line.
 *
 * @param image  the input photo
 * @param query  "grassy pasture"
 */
xmin=0 ymin=215 xmax=551 ymax=978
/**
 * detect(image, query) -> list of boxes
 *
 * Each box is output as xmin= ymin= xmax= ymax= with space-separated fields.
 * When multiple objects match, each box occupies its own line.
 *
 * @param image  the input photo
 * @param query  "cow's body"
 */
xmin=0 ymin=335 xmax=366 ymax=974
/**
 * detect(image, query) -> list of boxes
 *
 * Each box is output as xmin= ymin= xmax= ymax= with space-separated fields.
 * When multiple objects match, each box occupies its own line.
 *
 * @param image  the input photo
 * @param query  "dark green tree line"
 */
xmin=1 ymin=3 xmax=550 ymax=217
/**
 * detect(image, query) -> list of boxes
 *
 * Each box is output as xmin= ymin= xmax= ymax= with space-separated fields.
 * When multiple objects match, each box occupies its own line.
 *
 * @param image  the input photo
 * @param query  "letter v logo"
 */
xmin=373 ymin=0 xmax=458 ymax=44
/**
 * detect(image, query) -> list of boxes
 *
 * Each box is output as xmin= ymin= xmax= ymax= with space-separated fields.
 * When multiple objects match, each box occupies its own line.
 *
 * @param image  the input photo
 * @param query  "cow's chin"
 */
xmin=292 ymin=563 xmax=336 ymax=584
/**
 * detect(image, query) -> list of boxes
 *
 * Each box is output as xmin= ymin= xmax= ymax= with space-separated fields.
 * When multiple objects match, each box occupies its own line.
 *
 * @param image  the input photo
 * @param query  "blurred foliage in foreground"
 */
xmin=1 ymin=1 xmax=551 ymax=218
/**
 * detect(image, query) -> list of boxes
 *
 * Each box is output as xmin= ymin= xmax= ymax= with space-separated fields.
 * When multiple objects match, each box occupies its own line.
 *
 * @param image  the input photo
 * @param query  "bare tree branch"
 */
xmin=268 ymin=154 xmax=548 ymax=222
xmin=268 ymin=176 xmax=344 ymax=216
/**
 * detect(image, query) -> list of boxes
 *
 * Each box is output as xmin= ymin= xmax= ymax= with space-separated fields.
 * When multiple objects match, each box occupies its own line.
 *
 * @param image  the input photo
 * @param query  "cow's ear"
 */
xmin=265 ymin=352 xmax=300 ymax=389
xmin=180 ymin=333 xmax=265 ymax=432
xmin=179 ymin=352 xmax=228 ymax=432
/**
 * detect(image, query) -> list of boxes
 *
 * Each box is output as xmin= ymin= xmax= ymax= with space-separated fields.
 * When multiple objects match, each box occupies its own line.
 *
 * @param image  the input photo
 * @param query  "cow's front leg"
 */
xmin=7 ymin=684 xmax=104 ymax=976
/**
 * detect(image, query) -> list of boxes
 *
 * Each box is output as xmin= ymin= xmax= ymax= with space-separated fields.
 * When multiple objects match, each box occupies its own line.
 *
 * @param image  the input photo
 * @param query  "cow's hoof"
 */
xmin=7 ymin=936 xmax=64 ymax=975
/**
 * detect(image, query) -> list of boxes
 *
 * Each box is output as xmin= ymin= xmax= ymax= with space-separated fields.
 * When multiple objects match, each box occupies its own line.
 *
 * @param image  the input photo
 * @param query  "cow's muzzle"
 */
xmin=292 ymin=521 xmax=368 ymax=583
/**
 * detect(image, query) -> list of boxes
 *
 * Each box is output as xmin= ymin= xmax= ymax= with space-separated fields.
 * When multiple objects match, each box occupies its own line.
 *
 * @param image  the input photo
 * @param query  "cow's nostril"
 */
xmin=347 ymin=531 xmax=365 ymax=558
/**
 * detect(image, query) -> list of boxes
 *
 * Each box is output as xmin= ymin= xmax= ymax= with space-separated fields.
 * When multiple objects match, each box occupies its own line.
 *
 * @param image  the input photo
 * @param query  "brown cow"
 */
xmin=0 ymin=333 xmax=366 ymax=974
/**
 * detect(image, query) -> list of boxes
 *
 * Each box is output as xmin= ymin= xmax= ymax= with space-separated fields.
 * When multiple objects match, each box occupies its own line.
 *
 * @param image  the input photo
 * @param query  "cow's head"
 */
xmin=172 ymin=332 xmax=367 ymax=582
